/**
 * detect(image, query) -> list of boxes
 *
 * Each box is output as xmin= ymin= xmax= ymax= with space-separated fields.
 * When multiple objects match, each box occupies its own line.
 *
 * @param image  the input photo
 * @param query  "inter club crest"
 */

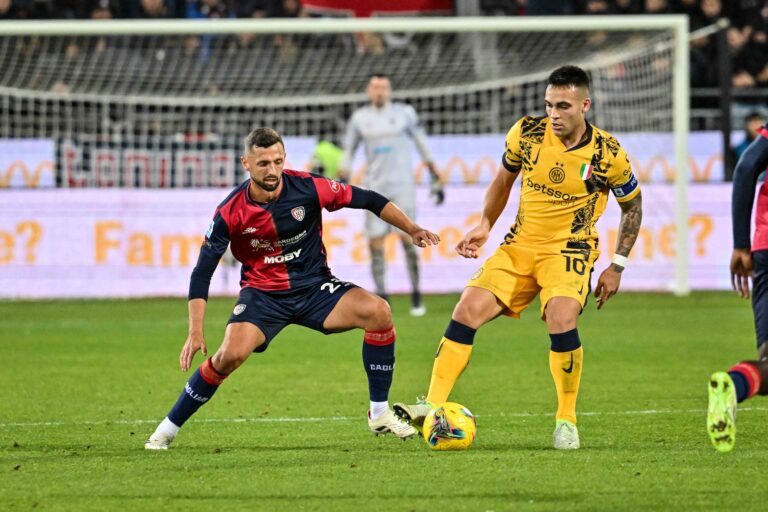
xmin=291 ymin=206 xmax=305 ymax=222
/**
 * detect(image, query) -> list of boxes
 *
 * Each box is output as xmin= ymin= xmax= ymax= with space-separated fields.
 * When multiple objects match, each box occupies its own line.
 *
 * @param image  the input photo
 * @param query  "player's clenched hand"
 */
xmin=730 ymin=248 xmax=754 ymax=299
xmin=594 ymin=265 xmax=622 ymax=310
xmin=411 ymin=228 xmax=440 ymax=248
xmin=456 ymin=225 xmax=489 ymax=259
xmin=180 ymin=332 xmax=208 ymax=372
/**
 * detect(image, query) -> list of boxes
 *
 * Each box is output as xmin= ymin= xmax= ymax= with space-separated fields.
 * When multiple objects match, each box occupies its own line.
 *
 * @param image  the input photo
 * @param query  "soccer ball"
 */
xmin=423 ymin=402 xmax=477 ymax=451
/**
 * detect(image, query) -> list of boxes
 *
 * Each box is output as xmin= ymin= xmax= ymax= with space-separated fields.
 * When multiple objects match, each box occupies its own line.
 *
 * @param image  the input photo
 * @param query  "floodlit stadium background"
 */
xmin=1 ymin=1 xmax=766 ymax=298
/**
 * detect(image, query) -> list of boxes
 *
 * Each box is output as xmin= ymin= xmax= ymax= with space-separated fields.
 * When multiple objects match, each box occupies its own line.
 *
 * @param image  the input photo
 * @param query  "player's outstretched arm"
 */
xmin=594 ymin=192 xmax=643 ymax=309
xmin=180 ymin=298 xmax=208 ymax=372
xmin=180 ymin=212 xmax=229 ymax=370
xmin=378 ymin=202 xmax=440 ymax=248
xmin=457 ymin=165 xmax=518 ymax=258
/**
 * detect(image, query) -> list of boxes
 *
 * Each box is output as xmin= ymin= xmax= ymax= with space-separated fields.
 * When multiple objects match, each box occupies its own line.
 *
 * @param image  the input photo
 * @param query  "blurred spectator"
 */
xmin=124 ymin=0 xmax=183 ymax=18
xmin=186 ymin=0 xmax=231 ymax=19
xmin=234 ymin=0 xmax=269 ymax=18
xmin=725 ymin=0 xmax=765 ymax=32
xmin=615 ymin=0 xmax=643 ymax=15
xmin=480 ymin=0 xmax=522 ymax=15
xmin=0 ymin=0 xmax=47 ymax=18
xmin=527 ymin=0 xmax=572 ymax=15
xmin=732 ymin=22 xmax=768 ymax=88
xmin=266 ymin=0 xmax=306 ymax=18
xmin=90 ymin=1 xmax=114 ymax=20
xmin=0 ymin=0 xmax=18 ymax=19
xmin=47 ymin=1 xmax=110 ymax=19
xmin=689 ymin=0 xmax=722 ymax=87
xmin=581 ymin=1 xmax=611 ymax=14
xmin=645 ymin=0 xmax=672 ymax=14
xmin=266 ymin=0 xmax=309 ymax=59
xmin=734 ymin=112 xmax=767 ymax=161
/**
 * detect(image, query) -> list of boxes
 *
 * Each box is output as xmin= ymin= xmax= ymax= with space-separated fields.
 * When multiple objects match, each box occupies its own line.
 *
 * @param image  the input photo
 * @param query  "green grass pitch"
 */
xmin=2 ymin=292 xmax=767 ymax=511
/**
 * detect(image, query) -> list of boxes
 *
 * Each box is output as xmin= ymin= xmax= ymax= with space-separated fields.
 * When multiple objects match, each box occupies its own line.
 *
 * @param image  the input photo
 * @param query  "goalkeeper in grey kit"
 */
xmin=339 ymin=73 xmax=444 ymax=316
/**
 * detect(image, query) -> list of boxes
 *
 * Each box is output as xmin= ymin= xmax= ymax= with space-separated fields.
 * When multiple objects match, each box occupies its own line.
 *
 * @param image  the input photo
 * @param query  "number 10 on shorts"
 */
xmin=563 ymin=255 xmax=586 ymax=276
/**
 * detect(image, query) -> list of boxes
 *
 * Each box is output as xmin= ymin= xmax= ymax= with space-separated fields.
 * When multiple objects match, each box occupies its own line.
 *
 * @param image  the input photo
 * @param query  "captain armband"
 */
xmin=610 ymin=173 xmax=639 ymax=201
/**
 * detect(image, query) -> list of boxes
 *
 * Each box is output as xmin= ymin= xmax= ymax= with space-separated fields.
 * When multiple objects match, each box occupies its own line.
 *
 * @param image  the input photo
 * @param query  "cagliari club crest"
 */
xmin=291 ymin=206 xmax=305 ymax=222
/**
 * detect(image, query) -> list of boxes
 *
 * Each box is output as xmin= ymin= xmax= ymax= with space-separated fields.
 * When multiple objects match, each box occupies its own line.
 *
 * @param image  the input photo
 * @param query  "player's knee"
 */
xmin=545 ymin=310 xmax=578 ymax=333
xmin=212 ymin=347 xmax=251 ymax=374
xmin=362 ymin=294 xmax=392 ymax=329
xmin=452 ymin=300 xmax=484 ymax=329
xmin=373 ymin=295 xmax=392 ymax=320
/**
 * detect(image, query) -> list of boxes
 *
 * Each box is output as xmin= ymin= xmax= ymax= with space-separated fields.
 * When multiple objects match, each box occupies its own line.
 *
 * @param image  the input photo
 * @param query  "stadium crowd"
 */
xmin=0 ymin=0 xmax=765 ymax=90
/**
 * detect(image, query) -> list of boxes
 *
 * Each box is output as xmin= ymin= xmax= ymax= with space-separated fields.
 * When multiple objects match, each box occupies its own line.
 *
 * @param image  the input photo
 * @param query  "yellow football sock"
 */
xmin=426 ymin=337 xmax=473 ymax=405
xmin=549 ymin=346 xmax=583 ymax=424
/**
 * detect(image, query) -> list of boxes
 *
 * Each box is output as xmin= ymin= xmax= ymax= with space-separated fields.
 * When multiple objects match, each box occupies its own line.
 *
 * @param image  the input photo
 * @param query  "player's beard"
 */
xmin=253 ymin=175 xmax=281 ymax=192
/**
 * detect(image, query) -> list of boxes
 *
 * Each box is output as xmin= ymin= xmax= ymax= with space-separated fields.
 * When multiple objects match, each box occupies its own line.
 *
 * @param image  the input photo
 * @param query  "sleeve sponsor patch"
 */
xmin=611 ymin=173 xmax=639 ymax=199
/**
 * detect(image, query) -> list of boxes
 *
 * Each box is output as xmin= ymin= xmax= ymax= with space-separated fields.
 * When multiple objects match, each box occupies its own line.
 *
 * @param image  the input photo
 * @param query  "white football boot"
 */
xmin=144 ymin=431 xmax=175 ymax=450
xmin=409 ymin=304 xmax=427 ymax=317
xmin=368 ymin=409 xmax=418 ymax=439
xmin=393 ymin=397 xmax=432 ymax=429
xmin=553 ymin=420 xmax=580 ymax=450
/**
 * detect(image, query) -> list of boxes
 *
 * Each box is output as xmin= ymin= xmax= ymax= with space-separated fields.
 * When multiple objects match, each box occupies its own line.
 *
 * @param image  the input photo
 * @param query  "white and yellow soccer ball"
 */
xmin=423 ymin=402 xmax=477 ymax=451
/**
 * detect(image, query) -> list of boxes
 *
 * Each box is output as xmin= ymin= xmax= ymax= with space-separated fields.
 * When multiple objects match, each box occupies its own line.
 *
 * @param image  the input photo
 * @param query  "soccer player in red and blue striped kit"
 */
xmin=708 ymin=122 xmax=768 ymax=452
xmin=145 ymin=128 xmax=440 ymax=449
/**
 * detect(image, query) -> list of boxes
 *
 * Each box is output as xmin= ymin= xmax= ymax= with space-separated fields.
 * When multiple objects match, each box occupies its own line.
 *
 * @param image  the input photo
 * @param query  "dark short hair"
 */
xmin=244 ymin=127 xmax=284 ymax=153
xmin=369 ymin=72 xmax=390 ymax=81
xmin=746 ymin=112 xmax=765 ymax=123
xmin=547 ymin=65 xmax=591 ymax=91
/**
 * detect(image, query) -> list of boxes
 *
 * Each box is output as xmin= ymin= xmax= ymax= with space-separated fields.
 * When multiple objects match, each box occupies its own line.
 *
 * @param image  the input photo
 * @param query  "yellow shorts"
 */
xmin=466 ymin=244 xmax=599 ymax=319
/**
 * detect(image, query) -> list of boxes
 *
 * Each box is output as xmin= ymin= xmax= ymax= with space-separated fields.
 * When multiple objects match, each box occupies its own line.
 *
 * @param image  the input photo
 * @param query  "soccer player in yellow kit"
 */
xmin=395 ymin=65 xmax=643 ymax=449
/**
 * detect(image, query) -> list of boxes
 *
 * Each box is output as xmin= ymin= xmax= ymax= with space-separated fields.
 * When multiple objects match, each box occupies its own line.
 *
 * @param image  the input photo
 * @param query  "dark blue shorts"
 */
xmin=752 ymin=250 xmax=768 ymax=346
xmin=227 ymin=276 xmax=358 ymax=352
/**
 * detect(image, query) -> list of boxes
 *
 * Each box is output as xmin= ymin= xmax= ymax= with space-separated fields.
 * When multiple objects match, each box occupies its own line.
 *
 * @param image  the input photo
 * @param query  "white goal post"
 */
xmin=0 ymin=15 xmax=690 ymax=295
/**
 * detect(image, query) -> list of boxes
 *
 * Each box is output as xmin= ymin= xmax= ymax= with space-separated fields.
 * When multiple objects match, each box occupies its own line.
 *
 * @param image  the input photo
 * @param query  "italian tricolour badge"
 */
xmin=579 ymin=163 xmax=594 ymax=180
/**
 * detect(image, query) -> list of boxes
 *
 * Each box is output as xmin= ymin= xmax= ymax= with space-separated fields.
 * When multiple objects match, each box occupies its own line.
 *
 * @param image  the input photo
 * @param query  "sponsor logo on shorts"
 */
xmin=264 ymin=248 xmax=302 ymax=264
xmin=291 ymin=207 xmax=305 ymax=222
xmin=471 ymin=267 xmax=484 ymax=280
xmin=233 ymin=304 xmax=246 ymax=315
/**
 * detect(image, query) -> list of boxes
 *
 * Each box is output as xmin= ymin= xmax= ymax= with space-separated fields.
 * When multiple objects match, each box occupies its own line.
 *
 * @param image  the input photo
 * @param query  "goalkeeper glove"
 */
xmin=429 ymin=177 xmax=445 ymax=205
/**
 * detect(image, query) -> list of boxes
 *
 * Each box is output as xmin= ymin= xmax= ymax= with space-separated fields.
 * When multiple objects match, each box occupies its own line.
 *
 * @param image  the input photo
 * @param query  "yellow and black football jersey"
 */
xmin=501 ymin=115 xmax=640 ymax=254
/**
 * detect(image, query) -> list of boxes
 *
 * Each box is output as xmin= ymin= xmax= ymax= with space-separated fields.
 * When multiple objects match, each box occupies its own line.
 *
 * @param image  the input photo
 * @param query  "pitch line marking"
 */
xmin=2 ymin=407 xmax=767 ymax=429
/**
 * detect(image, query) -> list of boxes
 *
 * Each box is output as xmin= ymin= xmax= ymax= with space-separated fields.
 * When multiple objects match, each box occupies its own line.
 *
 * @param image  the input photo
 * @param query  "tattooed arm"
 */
xmin=594 ymin=192 xmax=643 ymax=309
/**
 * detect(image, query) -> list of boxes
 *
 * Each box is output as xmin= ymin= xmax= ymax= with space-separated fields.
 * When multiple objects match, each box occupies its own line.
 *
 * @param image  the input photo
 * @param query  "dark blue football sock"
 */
xmin=362 ymin=327 xmax=396 ymax=402
xmin=167 ymin=360 xmax=226 ymax=427
xmin=728 ymin=371 xmax=749 ymax=403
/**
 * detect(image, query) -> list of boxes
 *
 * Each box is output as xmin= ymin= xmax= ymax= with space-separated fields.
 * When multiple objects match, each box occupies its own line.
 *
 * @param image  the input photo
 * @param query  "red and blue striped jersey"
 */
xmin=194 ymin=170 xmax=357 ymax=295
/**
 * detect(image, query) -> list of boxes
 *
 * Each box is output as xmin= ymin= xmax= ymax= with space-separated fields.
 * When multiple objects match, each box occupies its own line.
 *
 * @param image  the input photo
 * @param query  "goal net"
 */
xmin=0 ymin=16 xmax=689 ymax=293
